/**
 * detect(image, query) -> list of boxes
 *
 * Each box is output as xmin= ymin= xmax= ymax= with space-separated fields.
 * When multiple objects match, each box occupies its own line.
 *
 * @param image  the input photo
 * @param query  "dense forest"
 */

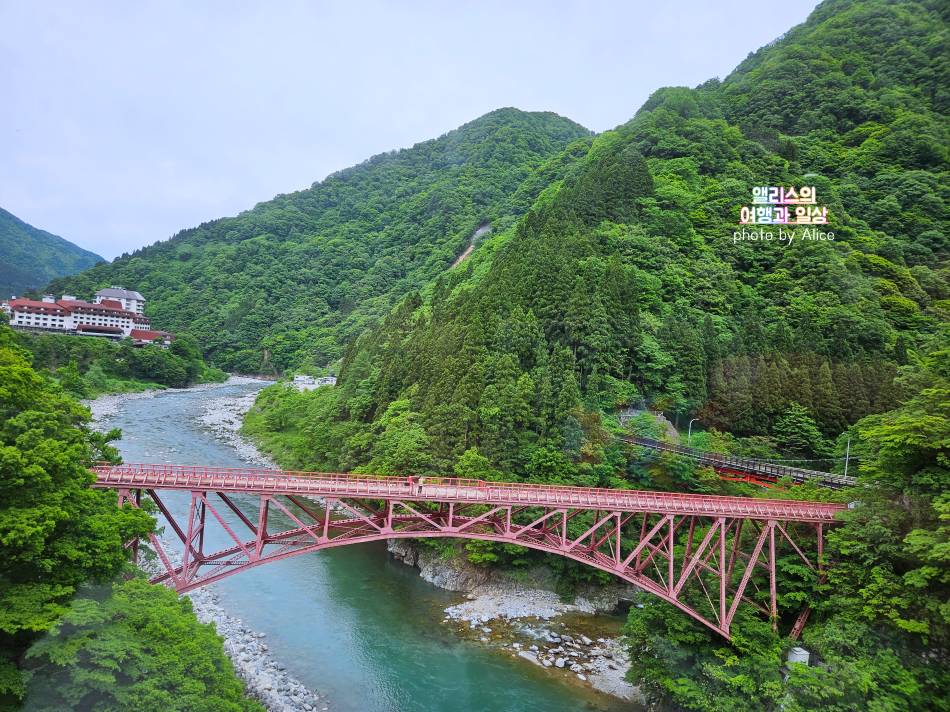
xmin=50 ymin=110 xmax=591 ymax=373
xmin=0 ymin=208 xmax=102 ymax=298
xmin=245 ymin=0 xmax=947 ymax=474
xmin=239 ymin=0 xmax=949 ymax=709
xmin=13 ymin=330 xmax=227 ymax=396
xmin=0 ymin=323 xmax=262 ymax=711
xmin=626 ymin=338 xmax=948 ymax=710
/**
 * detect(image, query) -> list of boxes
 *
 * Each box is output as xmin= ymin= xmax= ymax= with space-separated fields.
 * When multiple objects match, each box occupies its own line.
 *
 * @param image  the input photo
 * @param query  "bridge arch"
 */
xmin=96 ymin=464 xmax=842 ymax=640
xmin=160 ymin=527 xmax=723 ymax=634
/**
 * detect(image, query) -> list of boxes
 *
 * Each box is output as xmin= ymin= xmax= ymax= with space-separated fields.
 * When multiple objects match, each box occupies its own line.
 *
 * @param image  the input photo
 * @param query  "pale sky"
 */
xmin=1 ymin=1 xmax=820 ymax=260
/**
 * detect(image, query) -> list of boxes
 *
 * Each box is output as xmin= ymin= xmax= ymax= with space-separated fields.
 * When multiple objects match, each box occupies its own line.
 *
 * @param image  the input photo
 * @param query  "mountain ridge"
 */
xmin=243 ymin=1 xmax=948 ymax=708
xmin=0 ymin=208 xmax=104 ymax=297
xmin=50 ymin=108 xmax=591 ymax=372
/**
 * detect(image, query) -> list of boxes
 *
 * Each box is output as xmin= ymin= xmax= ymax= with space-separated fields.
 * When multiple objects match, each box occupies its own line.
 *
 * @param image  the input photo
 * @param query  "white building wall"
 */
xmin=71 ymin=310 xmax=135 ymax=336
xmin=10 ymin=309 xmax=70 ymax=331
xmin=94 ymin=293 xmax=145 ymax=314
xmin=9 ymin=293 xmax=145 ymax=336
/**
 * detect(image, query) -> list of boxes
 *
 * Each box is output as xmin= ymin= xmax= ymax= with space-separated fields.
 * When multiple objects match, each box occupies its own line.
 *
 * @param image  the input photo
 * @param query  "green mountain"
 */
xmin=50 ymin=109 xmax=591 ymax=372
xmin=0 ymin=208 xmax=103 ymax=297
xmin=244 ymin=1 xmax=948 ymax=709
xmin=251 ymin=0 xmax=947 ymax=473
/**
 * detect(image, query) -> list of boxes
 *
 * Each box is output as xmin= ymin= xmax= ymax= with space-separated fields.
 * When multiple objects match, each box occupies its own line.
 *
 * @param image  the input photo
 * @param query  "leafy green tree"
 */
xmin=0 ymin=326 xmax=152 ymax=700
xmin=811 ymin=361 xmax=845 ymax=434
xmin=363 ymin=399 xmax=435 ymax=475
xmin=625 ymin=606 xmax=786 ymax=711
xmin=0 ymin=325 xmax=257 ymax=708
xmin=785 ymin=340 xmax=950 ymax=710
xmin=16 ymin=332 xmax=223 ymax=396
xmin=560 ymin=139 xmax=655 ymax=226
xmin=454 ymin=448 xmax=503 ymax=481
xmin=55 ymin=361 xmax=88 ymax=398
xmin=772 ymin=403 xmax=829 ymax=457
xmin=623 ymin=339 xmax=949 ymax=711
xmin=22 ymin=579 xmax=264 ymax=712
xmin=524 ymin=445 xmax=576 ymax=484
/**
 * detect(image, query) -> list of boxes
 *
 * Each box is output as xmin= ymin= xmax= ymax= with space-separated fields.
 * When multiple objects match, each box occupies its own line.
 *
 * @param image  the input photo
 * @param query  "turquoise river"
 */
xmin=100 ymin=380 xmax=638 ymax=712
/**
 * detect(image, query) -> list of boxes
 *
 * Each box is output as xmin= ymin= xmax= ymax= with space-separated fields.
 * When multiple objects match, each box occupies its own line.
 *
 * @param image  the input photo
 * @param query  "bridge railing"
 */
xmin=619 ymin=436 xmax=855 ymax=488
xmin=94 ymin=463 xmax=846 ymax=522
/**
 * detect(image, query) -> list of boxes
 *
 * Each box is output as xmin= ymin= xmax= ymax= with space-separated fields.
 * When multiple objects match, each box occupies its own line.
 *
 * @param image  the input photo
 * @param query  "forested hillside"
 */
xmin=0 ymin=208 xmax=102 ymax=297
xmin=50 ymin=110 xmax=590 ymax=372
xmin=247 ymin=0 xmax=947 ymax=471
xmin=243 ymin=0 xmax=949 ymax=708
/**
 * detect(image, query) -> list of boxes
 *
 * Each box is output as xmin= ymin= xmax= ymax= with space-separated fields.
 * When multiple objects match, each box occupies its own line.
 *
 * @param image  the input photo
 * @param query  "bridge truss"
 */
xmin=98 ymin=463 xmax=844 ymax=640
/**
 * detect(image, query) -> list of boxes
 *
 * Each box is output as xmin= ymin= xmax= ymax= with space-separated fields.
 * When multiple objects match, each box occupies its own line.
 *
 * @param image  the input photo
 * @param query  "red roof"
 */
xmin=130 ymin=329 xmax=172 ymax=341
xmin=57 ymin=299 xmax=134 ymax=316
xmin=10 ymin=298 xmax=62 ymax=308
xmin=7 ymin=297 xmax=136 ymax=318
xmin=8 ymin=298 xmax=69 ymax=313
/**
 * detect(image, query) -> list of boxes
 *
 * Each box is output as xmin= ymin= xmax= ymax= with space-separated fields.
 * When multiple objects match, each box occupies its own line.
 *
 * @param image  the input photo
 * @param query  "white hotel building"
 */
xmin=2 ymin=289 xmax=154 ymax=339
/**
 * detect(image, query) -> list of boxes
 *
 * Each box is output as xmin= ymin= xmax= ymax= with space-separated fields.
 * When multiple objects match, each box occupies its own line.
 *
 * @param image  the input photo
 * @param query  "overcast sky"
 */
xmin=1 ymin=1 xmax=819 ymax=260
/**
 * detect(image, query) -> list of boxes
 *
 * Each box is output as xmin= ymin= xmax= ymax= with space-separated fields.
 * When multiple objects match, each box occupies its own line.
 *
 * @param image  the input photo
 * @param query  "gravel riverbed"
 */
xmin=89 ymin=377 xmax=327 ymax=712
xmin=389 ymin=540 xmax=643 ymax=703
xmin=195 ymin=378 xmax=279 ymax=467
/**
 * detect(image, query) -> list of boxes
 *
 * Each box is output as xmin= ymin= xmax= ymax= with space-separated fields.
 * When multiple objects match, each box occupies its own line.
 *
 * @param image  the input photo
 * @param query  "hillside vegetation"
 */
xmin=0 ymin=324 xmax=261 ymax=710
xmin=243 ymin=0 xmax=949 ymax=709
xmin=0 ymin=208 xmax=103 ymax=298
xmin=15 ymin=331 xmax=227 ymax=396
xmin=247 ymin=0 xmax=947 ymax=476
xmin=50 ymin=110 xmax=591 ymax=373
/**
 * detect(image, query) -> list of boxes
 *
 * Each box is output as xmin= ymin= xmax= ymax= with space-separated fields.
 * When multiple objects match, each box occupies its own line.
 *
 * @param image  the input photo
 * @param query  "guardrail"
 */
xmin=619 ymin=436 xmax=856 ymax=489
xmin=93 ymin=463 xmax=846 ymax=523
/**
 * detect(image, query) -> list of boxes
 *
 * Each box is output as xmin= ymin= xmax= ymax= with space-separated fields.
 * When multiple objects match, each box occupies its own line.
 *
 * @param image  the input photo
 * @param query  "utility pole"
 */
xmin=843 ymin=435 xmax=851 ymax=478
xmin=688 ymin=418 xmax=699 ymax=447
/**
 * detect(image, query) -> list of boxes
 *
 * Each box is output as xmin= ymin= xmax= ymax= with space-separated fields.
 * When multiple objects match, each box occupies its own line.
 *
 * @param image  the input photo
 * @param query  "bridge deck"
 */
xmin=93 ymin=463 xmax=845 ymax=523
xmin=620 ymin=436 xmax=856 ymax=489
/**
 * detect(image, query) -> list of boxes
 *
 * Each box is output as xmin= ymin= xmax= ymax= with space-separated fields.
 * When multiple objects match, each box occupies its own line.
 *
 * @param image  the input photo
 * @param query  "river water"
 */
xmin=100 ymin=380 xmax=633 ymax=712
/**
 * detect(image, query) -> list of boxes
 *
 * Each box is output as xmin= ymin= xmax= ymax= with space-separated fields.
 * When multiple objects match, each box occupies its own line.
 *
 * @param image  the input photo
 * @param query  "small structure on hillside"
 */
xmin=130 ymin=329 xmax=174 ymax=347
xmin=292 ymin=375 xmax=337 ymax=391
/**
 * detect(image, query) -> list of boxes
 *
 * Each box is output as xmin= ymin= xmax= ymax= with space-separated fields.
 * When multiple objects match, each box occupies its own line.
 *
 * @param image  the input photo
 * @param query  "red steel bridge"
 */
xmin=620 ymin=436 xmax=856 ymax=489
xmin=96 ymin=462 xmax=846 ymax=640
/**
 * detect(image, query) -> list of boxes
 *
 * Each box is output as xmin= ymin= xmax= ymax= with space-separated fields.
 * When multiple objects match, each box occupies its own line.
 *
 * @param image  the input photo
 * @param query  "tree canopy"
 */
xmin=0 ymin=323 xmax=257 ymax=709
xmin=50 ymin=110 xmax=591 ymax=373
xmin=240 ymin=0 xmax=949 ymax=708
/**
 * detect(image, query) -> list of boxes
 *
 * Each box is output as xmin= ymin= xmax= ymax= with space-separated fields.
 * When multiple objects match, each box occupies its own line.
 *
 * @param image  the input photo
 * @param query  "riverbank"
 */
xmin=388 ymin=540 xmax=643 ymax=703
xmin=230 ymin=384 xmax=642 ymax=703
xmin=89 ymin=377 xmax=330 ymax=712
xmin=93 ymin=377 xmax=642 ymax=707
xmin=136 ymin=535 xmax=330 ymax=712
xmin=197 ymin=378 xmax=279 ymax=467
